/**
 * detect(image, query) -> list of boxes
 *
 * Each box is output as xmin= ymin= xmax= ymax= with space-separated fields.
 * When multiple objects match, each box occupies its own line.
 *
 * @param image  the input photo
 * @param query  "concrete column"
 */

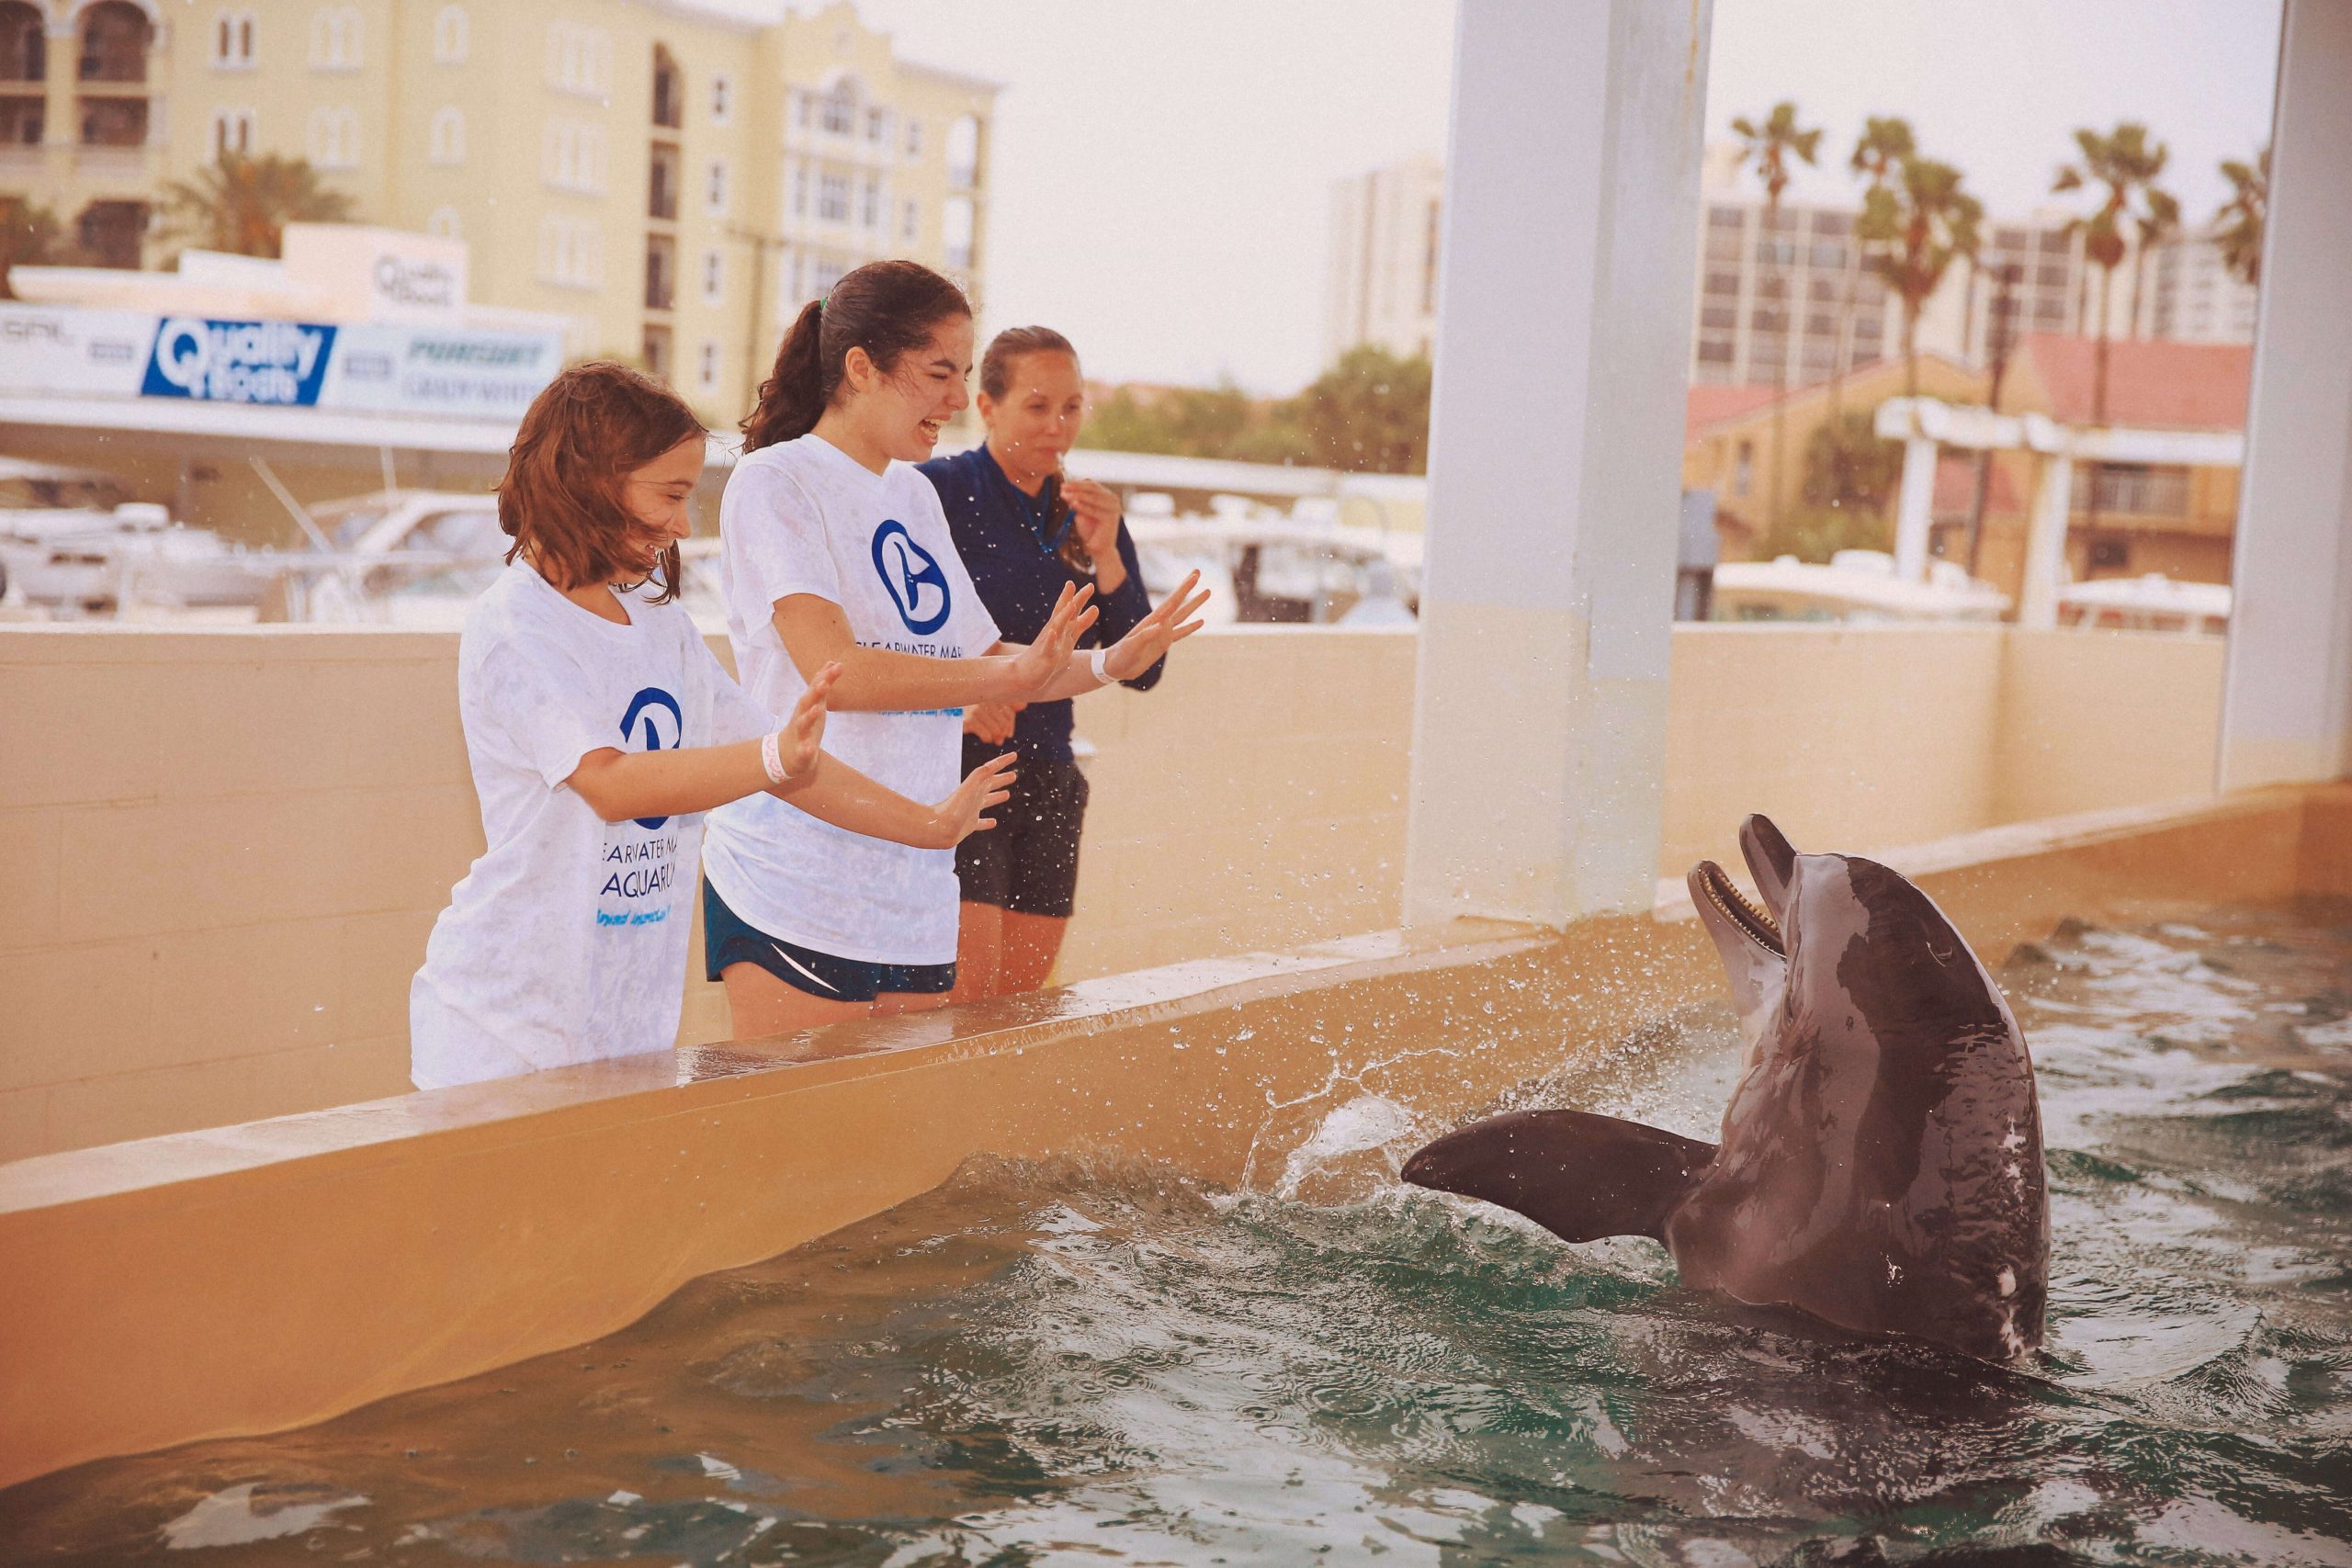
xmin=1891 ymin=434 xmax=1938 ymax=581
xmin=2018 ymin=452 xmax=2073 ymax=630
xmin=1402 ymin=0 xmax=1713 ymax=929
xmin=2219 ymin=0 xmax=2352 ymax=790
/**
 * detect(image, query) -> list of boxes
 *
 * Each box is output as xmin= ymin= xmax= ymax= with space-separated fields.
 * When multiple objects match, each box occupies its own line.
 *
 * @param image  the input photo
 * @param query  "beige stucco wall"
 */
xmin=0 ymin=621 xmax=2226 ymax=1161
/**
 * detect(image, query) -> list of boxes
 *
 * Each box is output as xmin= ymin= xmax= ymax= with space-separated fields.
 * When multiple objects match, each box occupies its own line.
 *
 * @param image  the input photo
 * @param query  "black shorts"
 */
xmin=701 ymin=878 xmax=956 ymax=1001
xmin=955 ymin=742 xmax=1090 ymax=919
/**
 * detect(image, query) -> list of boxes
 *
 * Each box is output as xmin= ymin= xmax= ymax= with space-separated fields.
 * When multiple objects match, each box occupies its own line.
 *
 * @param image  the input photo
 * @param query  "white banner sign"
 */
xmin=0 ymin=303 xmax=560 ymax=419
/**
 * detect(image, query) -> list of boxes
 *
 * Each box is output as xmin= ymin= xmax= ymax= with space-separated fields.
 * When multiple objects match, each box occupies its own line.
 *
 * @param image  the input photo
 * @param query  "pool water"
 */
xmin=4 ymin=901 xmax=2350 ymax=1565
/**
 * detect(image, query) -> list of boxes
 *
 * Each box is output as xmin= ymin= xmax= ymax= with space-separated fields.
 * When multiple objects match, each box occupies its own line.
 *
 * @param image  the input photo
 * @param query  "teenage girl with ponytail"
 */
xmin=408 ymin=362 xmax=1013 ymax=1091
xmin=702 ymin=260 xmax=1210 ymax=1036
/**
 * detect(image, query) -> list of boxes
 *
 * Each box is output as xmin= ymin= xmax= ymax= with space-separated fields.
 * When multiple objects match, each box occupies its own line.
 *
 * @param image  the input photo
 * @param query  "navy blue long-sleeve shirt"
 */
xmin=919 ymin=444 xmax=1164 ymax=764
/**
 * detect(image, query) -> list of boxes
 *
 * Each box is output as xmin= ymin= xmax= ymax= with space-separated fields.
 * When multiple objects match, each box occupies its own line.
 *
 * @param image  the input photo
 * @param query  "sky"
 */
xmin=808 ymin=0 xmax=2281 ymax=395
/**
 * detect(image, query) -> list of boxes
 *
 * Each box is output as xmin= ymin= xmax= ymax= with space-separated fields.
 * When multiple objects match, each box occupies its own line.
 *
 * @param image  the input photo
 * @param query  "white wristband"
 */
xmin=1089 ymin=646 xmax=1114 ymax=686
xmin=760 ymin=728 xmax=786 ymax=784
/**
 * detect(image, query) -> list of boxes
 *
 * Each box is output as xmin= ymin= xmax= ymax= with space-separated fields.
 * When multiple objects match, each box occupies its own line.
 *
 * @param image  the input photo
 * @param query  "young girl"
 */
xmin=410 ymin=362 xmax=1015 ymax=1090
xmin=702 ymin=261 xmax=1209 ymax=1036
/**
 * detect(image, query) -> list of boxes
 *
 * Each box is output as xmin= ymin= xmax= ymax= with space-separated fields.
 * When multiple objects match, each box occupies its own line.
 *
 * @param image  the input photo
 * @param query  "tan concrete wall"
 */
xmin=1995 ymin=628 xmax=2227 ymax=822
xmin=0 ymin=620 xmax=2227 ymax=1161
xmin=1660 ymin=625 xmax=2007 ymax=877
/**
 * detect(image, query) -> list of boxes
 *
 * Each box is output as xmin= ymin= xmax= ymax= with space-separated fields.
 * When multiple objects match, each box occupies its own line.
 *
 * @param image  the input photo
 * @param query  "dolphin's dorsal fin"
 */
xmin=1402 ymin=1110 xmax=1718 ymax=1243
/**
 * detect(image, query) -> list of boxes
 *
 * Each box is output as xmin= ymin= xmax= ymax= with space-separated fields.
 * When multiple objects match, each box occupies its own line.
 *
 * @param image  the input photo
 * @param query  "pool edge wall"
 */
xmin=0 ymin=783 xmax=2336 ymax=1490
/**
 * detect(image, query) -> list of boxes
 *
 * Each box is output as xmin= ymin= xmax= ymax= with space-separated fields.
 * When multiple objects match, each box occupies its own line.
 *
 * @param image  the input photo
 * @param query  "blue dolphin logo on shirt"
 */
xmin=619 ymin=686 xmax=684 ymax=829
xmin=871 ymin=519 xmax=952 ymax=635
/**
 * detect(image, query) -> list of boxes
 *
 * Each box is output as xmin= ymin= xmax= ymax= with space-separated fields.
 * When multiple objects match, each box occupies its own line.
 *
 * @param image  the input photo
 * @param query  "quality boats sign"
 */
xmin=0 ymin=302 xmax=560 ymax=419
xmin=141 ymin=318 xmax=337 ymax=405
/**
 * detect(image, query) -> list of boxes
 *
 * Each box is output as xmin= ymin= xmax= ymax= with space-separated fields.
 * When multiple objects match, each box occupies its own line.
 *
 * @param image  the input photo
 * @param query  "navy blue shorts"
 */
xmin=701 ymin=878 xmax=956 ymax=1002
xmin=956 ymin=740 xmax=1090 ymax=919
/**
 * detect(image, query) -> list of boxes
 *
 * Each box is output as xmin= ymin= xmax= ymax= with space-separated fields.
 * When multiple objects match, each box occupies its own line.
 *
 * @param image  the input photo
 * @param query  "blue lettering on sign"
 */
xmin=141 ymin=317 xmax=336 ymax=405
xmin=618 ymin=686 xmax=684 ymax=829
xmin=870 ymin=520 xmax=952 ymax=635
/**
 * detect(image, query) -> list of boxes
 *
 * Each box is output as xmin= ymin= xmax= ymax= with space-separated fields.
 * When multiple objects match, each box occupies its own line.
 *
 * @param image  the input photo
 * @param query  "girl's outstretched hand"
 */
xmin=1008 ymin=580 xmax=1097 ymax=698
xmin=926 ymin=750 xmax=1019 ymax=848
xmin=1103 ymin=570 xmax=1212 ymax=682
xmin=778 ymin=661 xmax=841 ymax=781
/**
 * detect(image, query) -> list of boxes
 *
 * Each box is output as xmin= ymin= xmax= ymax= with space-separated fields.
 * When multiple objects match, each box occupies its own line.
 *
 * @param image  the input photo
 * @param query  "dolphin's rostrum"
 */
xmin=1402 ymin=814 xmax=2050 ymax=1362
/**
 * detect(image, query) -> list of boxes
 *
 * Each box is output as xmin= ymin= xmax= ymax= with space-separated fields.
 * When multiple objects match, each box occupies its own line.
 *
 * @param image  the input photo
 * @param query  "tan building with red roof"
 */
xmin=1682 ymin=334 xmax=2253 ymax=603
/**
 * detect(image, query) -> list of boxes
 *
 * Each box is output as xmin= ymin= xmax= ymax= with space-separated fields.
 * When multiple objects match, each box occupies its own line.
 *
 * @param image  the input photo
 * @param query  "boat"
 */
xmin=2054 ymin=574 xmax=2229 ymax=635
xmin=0 ymin=501 xmax=276 ymax=614
xmin=1708 ymin=549 xmax=2010 ymax=623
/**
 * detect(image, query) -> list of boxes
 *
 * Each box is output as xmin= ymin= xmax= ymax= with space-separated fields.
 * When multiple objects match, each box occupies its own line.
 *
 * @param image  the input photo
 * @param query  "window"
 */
xmin=809 ymin=256 xmax=842 ymax=299
xmin=310 ymin=6 xmax=361 ymax=70
xmin=432 ymin=5 xmax=466 ymax=63
xmin=428 ymin=104 xmax=463 ymax=164
xmin=1699 ymin=304 xmax=1736 ymax=331
xmin=706 ymin=159 xmax=729 ymax=216
xmin=210 ymin=106 xmax=255 ymax=157
xmin=820 ymin=82 xmax=854 ymax=134
xmin=76 ymin=198 xmax=147 ymax=268
xmin=900 ymin=198 xmax=918 ymax=243
xmin=700 ymin=247 xmax=721 ymax=304
xmin=1702 ymin=269 xmax=1740 ymax=297
xmin=650 ymin=45 xmax=681 ymax=130
xmin=709 ymin=73 xmax=731 ymax=123
xmin=537 ymin=215 xmax=602 ymax=289
xmin=2073 ymin=463 xmax=2189 ymax=518
xmin=426 ymin=205 xmax=461 ymax=238
xmin=546 ymin=21 xmax=610 ymax=96
xmin=903 ymin=117 xmax=921 ymax=157
xmin=1707 ymin=205 xmax=1744 ymax=229
xmin=542 ymin=119 xmax=606 ymax=193
xmin=648 ymin=142 xmax=679 ymax=220
xmin=307 ymin=105 xmax=358 ymax=168
xmin=697 ymin=340 xmax=719 ymax=391
xmin=792 ymin=90 xmax=809 ymax=128
xmin=79 ymin=1 xmax=150 ymax=82
xmin=818 ymin=172 xmax=848 ymax=222
xmin=945 ymin=113 xmax=978 ymax=188
xmin=212 ymin=10 xmax=256 ymax=68
xmin=644 ymin=233 xmax=675 ymax=310
xmin=789 ymin=163 xmax=806 ymax=217
xmin=942 ymin=194 xmax=973 ymax=269
xmin=865 ymin=106 xmax=888 ymax=143
xmin=0 ymin=3 xmax=47 ymax=83
xmin=79 ymin=96 xmax=146 ymax=145
xmin=860 ymin=173 xmax=880 ymax=229
xmin=1733 ymin=441 xmax=1755 ymax=497
xmin=641 ymin=323 xmax=672 ymax=378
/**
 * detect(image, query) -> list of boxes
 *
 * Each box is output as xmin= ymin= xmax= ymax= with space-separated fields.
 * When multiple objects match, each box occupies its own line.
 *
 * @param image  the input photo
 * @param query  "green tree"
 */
xmin=1758 ymin=409 xmax=1900 ymax=565
xmin=2214 ymin=146 xmax=2267 ymax=287
xmin=1732 ymin=101 xmax=1823 ymax=528
xmin=2052 ymin=122 xmax=2170 ymax=421
xmin=1295 ymin=344 xmax=1430 ymax=474
xmin=1831 ymin=116 xmax=1915 ymax=418
xmin=1857 ymin=151 xmax=1982 ymax=400
xmin=159 ymin=152 xmax=355 ymax=259
xmin=0 ymin=197 xmax=71 ymax=299
xmin=2129 ymin=187 xmax=2181 ymax=339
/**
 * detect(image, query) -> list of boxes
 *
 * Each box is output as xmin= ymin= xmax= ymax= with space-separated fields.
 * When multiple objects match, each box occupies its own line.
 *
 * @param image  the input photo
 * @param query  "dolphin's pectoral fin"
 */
xmin=1401 ymin=1110 xmax=1717 ymax=1244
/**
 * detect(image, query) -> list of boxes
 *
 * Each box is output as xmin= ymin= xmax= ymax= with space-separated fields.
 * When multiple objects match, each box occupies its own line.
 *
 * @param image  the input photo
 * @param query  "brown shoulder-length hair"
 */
xmin=499 ymin=361 xmax=704 ymax=603
xmin=741 ymin=259 xmax=970 ymax=454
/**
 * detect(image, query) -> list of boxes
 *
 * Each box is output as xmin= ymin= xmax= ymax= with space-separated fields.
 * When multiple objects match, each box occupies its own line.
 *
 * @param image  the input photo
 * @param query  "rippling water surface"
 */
xmin=6 ymin=901 xmax=2351 ymax=1565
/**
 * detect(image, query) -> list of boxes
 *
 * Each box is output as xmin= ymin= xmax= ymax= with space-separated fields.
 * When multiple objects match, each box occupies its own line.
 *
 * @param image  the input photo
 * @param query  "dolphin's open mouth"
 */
xmin=1694 ymin=860 xmax=1785 ymax=956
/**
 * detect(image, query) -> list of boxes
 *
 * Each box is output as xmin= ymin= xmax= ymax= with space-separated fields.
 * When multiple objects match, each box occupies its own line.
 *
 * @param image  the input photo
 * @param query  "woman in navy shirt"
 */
xmin=919 ymin=327 xmax=1169 ymax=998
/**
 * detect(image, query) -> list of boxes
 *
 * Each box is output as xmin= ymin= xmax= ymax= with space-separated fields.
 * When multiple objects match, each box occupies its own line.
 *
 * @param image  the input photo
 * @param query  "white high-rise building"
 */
xmin=2148 ymin=230 xmax=2262 ymax=344
xmin=1325 ymin=154 xmax=1443 ymax=366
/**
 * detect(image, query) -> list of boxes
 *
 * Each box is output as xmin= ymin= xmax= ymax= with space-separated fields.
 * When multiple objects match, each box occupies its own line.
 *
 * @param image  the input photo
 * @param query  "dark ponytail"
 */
xmin=741 ymin=259 xmax=971 ymax=453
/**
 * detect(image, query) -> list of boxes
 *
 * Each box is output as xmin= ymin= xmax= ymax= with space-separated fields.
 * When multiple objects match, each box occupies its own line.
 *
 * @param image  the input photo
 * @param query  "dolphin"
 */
xmin=1401 ymin=814 xmax=2050 ymax=1362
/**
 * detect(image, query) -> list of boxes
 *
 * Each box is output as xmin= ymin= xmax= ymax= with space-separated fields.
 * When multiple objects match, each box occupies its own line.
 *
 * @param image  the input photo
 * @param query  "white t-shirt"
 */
xmin=410 ymin=562 xmax=776 ymax=1089
xmin=702 ymin=434 xmax=1001 ymax=964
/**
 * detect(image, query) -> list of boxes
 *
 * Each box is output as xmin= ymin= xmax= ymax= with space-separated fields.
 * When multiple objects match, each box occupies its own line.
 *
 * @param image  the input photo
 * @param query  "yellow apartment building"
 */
xmin=0 ymin=0 xmax=996 ymax=426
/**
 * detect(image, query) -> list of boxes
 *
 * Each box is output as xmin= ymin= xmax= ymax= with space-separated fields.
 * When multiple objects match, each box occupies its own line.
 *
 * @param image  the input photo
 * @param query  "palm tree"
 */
xmin=1830 ymin=116 xmax=1914 ymax=418
xmin=2052 ymin=122 xmax=2169 ymax=421
xmin=1856 ymin=152 xmax=1983 ymax=401
xmin=1730 ymin=100 xmax=1822 ymax=531
xmin=159 ymin=152 xmax=354 ymax=259
xmin=2214 ymin=147 xmax=2268 ymax=287
xmin=2128 ymin=187 xmax=2181 ymax=338
xmin=0 ymin=196 xmax=69 ymax=299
